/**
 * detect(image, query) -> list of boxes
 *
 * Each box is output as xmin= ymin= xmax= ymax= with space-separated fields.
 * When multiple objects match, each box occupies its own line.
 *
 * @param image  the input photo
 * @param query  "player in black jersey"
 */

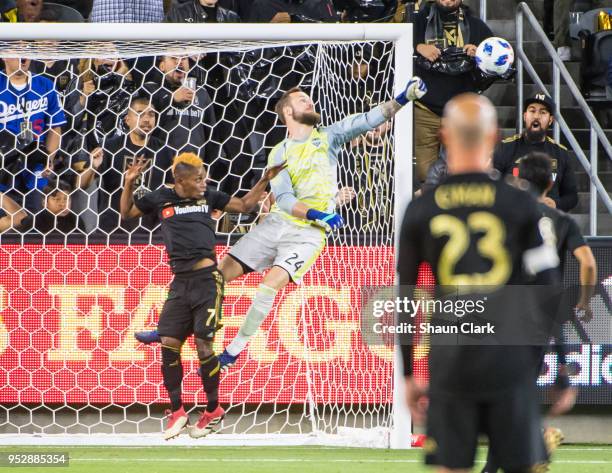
xmin=120 ymin=152 xmax=286 ymax=440
xmin=480 ymin=153 xmax=597 ymax=472
xmin=399 ymin=94 xmax=561 ymax=472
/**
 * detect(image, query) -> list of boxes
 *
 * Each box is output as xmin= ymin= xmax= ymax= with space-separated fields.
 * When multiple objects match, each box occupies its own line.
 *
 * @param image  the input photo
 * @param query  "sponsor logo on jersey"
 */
xmin=311 ymin=138 xmax=321 ymax=147
xmin=163 ymin=203 xmax=210 ymax=218
xmin=162 ymin=207 xmax=175 ymax=219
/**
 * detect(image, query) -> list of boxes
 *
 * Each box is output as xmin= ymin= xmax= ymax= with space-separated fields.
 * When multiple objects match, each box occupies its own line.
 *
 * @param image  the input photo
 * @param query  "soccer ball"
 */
xmin=475 ymin=37 xmax=515 ymax=76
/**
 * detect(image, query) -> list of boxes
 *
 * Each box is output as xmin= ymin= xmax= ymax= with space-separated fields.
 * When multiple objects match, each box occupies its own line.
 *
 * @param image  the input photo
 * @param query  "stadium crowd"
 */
xmin=0 ymin=0 xmax=610 ymax=238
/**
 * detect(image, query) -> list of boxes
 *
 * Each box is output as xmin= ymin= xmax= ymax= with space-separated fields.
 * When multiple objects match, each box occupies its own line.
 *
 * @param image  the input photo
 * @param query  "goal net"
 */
xmin=0 ymin=24 xmax=413 ymax=447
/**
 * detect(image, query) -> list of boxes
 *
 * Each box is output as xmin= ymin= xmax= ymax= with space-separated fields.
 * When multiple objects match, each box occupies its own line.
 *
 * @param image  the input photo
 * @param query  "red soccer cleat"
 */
xmin=189 ymin=406 xmax=225 ymax=438
xmin=163 ymin=406 xmax=188 ymax=440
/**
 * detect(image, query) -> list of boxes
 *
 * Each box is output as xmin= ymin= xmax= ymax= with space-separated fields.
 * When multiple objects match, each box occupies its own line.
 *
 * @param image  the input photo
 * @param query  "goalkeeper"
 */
xmin=136 ymin=77 xmax=427 ymax=371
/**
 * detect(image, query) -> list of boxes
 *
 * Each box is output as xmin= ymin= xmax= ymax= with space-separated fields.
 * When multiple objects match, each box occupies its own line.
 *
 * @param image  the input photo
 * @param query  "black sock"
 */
xmin=199 ymin=354 xmax=220 ymax=412
xmin=481 ymin=447 xmax=499 ymax=473
xmin=161 ymin=344 xmax=183 ymax=412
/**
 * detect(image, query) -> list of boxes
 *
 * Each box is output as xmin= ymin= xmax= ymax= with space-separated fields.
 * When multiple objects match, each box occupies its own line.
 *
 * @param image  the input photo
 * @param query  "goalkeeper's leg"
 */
xmin=222 ymin=269 xmax=284 ymax=364
xmin=221 ymin=223 xmax=325 ymax=370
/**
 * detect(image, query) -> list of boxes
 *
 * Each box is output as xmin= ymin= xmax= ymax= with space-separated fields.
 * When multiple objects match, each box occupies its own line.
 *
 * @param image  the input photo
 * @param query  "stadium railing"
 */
xmin=515 ymin=1 xmax=612 ymax=236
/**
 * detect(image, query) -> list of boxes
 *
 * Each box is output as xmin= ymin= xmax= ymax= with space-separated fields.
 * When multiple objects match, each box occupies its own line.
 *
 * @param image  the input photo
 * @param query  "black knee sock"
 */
xmin=161 ymin=345 xmax=183 ymax=412
xmin=481 ymin=447 xmax=499 ymax=473
xmin=199 ymin=354 xmax=220 ymax=412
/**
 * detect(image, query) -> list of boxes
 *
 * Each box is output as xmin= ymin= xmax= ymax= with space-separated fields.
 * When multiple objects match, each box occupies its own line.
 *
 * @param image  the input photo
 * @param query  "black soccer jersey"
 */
xmin=538 ymin=203 xmax=585 ymax=271
xmin=398 ymin=172 xmax=559 ymax=397
xmin=134 ymin=186 xmax=231 ymax=274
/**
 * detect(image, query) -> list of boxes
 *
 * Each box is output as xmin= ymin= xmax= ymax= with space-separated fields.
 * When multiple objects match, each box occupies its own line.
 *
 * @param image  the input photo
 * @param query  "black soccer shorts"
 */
xmin=157 ymin=266 xmax=224 ymax=342
xmin=424 ymin=383 xmax=549 ymax=471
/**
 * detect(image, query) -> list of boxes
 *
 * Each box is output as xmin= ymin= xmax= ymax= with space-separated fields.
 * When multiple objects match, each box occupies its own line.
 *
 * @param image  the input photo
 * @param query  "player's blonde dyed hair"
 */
xmin=172 ymin=152 xmax=203 ymax=174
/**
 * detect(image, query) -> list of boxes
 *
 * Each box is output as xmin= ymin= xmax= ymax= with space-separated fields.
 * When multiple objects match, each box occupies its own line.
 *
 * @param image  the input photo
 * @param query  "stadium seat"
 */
xmin=581 ymin=29 xmax=612 ymax=96
xmin=572 ymin=8 xmax=612 ymax=40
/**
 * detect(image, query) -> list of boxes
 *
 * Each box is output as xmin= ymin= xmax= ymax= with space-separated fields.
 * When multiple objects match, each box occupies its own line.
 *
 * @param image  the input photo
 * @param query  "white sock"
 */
xmin=226 ymin=284 xmax=277 ymax=356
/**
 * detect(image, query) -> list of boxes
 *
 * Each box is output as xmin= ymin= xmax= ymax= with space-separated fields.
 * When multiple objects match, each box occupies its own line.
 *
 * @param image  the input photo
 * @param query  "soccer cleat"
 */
xmin=189 ymin=406 xmax=225 ymax=438
xmin=135 ymin=329 xmax=161 ymax=344
xmin=219 ymin=349 xmax=240 ymax=372
xmin=163 ymin=406 xmax=189 ymax=440
xmin=544 ymin=427 xmax=564 ymax=454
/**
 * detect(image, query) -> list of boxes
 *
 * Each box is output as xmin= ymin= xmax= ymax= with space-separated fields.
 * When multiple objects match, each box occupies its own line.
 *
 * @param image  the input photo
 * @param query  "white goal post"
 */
xmin=0 ymin=23 xmax=413 ymax=448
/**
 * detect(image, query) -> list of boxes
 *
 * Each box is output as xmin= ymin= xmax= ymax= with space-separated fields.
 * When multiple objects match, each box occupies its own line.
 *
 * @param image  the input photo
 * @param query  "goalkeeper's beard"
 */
xmin=294 ymin=111 xmax=321 ymax=127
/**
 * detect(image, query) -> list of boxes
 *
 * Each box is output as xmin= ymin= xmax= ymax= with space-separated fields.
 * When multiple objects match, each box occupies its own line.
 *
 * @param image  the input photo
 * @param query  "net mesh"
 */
xmin=0 ymin=39 xmax=397 ymax=445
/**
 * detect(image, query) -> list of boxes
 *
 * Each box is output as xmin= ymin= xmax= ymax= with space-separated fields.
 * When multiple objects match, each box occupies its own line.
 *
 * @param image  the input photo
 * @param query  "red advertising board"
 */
xmin=0 ymin=244 xmax=419 ymax=406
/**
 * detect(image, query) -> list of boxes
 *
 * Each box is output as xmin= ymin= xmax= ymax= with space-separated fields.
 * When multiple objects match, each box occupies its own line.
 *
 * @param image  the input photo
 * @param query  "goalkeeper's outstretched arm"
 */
xmin=326 ymin=76 xmax=427 ymax=147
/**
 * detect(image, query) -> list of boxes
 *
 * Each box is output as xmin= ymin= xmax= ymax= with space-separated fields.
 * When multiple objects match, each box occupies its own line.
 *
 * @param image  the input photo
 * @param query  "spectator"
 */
xmin=16 ymin=0 xmax=42 ymax=21
xmin=412 ymin=0 xmax=492 ymax=183
xmin=89 ymin=0 xmax=164 ymax=22
xmin=172 ymin=0 xmax=249 ymax=18
xmin=144 ymin=56 xmax=220 ymax=161
xmin=544 ymin=0 xmax=612 ymax=61
xmin=0 ymin=181 xmax=85 ymax=234
xmin=51 ymin=0 xmax=92 ymax=18
xmin=607 ymin=55 xmax=612 ymax=97
xmin=0 ymin=0 xmax=18 ymax=21
xmin=247 ymin=0 xmax=338 ymax=23
xmin=166 ymin=0 xmax=240 ymax=22
xmin=218 ymin=0 xmax=249 ymax=17
xmin=0 ymin=57 xmax=66 ymax=211
xmin=78 ymin=96 xmax=173 ymax=235
xmin=338 ymin=0 xmax=397 ymax=22
xmin=30 ymin=59 xmax=79 ymax=99
xmin=64 ymin=58 xmax=134 ymax=151
xmin=0 ymin=191 xmax=28 ymax=231
xmin=25 ymin=181 xmax=86 ymax=234
xmin=494 ymin=93 xmax=578 ymax=212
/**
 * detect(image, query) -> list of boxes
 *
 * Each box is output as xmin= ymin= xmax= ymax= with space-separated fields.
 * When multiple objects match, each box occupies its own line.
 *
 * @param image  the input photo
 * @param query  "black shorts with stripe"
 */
xmin=424 ymin=381 xmax=548 ymax=471
xmin=157 ymin=266 xmax=224 ymax=342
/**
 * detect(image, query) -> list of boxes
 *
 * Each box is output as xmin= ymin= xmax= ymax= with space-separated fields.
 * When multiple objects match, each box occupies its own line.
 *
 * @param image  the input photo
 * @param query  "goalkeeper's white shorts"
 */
xmin=228 ymin=213 xmax=326 ymax=284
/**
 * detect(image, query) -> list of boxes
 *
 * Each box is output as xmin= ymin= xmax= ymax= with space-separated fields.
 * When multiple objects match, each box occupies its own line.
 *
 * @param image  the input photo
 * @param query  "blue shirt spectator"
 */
xmin=89 ymin=0 xmax=163 ymax=22
xmin=0 ymin=61 xmax=66 ymax=144
xmin=0 ymin=58 xmax=66 ymax=210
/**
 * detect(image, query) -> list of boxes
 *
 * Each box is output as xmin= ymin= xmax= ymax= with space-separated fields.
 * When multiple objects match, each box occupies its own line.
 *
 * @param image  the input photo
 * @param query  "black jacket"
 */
xmin=413 ymin=4 xmax=493 ymax=116
xmin=143 ymin=79 xmax=220 ymax=162
xmin=166 ymin=1 xmax=240 ymax=23
xmin=493 ymin=134 xmax=579 ymax=212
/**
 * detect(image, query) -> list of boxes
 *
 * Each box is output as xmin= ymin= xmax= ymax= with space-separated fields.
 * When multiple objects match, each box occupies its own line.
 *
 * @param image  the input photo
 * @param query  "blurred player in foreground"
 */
xmin=481 ymin=152 xmax=597 ymax=473
xmin=399 ymin=93 xmax=561 ymax=472
xmin=136 ymin=76 xmax=428 ymax=372
xmin=120 ymin=152 xmax=285 ymax=439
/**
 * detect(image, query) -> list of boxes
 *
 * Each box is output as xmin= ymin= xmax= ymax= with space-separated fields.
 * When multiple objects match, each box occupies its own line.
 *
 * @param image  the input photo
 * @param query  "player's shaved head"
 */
xmin=441 ymin=93 xmax=498 ymax=174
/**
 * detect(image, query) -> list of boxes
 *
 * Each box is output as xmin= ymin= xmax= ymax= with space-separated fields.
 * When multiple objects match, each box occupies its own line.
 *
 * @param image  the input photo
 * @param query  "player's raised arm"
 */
xmin=120 ymin=158 xmax=147 ymax=220
xmin=325 ymin=77 xmax=428 ymax=148
xmin=223 ymin=162 xmax=287 ymax=214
